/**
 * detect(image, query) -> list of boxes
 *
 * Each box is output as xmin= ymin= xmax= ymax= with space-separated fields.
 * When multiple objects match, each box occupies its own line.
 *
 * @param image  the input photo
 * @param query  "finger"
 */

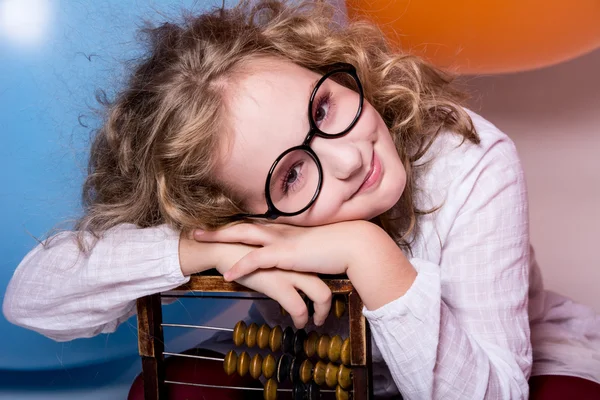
xmin=223 ymin=246 xmax=291 ymax=281
xmin=246 ymin=277 xmax=309 ymax=329
xmin=193 ymin=223 xmax=274 ymax=246
xmin=292 ymin=274 xmax=332 ymax=326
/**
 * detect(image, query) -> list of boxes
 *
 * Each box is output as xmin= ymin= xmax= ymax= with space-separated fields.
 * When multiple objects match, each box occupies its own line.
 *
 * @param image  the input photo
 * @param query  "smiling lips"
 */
xmin=356 ymin=150 xmax=382 ymax=195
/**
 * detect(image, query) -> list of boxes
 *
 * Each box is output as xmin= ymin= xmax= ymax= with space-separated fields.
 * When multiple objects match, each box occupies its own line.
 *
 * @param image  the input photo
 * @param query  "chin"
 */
xmin=371 ymin=175 xmax=406 ymax=218
xmin=354 ymin=192 xmax=401 ymax=222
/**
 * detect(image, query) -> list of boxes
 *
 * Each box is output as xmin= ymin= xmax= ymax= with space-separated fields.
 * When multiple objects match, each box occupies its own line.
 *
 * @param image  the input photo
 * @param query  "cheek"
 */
xmin=306 ymin=203 xmax=344 ymax=225
xmin=361 ymin=101 xmax=387 ymax=132
xmin=283 ymin=189 xmax=346 ymax=226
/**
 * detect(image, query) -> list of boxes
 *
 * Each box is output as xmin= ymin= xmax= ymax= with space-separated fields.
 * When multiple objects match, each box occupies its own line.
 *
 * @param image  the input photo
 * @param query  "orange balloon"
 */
xmin=345 ymin=0 xmax=600 ymax=74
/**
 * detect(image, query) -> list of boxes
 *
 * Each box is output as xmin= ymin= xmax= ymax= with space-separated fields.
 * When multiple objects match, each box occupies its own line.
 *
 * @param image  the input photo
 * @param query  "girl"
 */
xmin=3 ymin=1 xmax=600 ymax=398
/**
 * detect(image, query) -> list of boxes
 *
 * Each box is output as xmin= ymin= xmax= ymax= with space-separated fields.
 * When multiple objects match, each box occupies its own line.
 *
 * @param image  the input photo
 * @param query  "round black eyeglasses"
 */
xmin=232 ymin=63 xmax=364 ymax=220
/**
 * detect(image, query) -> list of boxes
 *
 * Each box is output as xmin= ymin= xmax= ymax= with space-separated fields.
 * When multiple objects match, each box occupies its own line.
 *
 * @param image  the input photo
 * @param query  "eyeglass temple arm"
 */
xmin=230 ymin=211 xmax=278 ymax=221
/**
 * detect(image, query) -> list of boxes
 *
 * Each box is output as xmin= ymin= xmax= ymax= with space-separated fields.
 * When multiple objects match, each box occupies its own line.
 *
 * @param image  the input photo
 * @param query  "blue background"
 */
xmin=0 ymin=0 xmax=238 ymax=398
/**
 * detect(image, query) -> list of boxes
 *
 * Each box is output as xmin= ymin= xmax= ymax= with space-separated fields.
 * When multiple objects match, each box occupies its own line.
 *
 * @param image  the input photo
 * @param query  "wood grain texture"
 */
xmin=137 ymin=295 xmax=166 ymax=399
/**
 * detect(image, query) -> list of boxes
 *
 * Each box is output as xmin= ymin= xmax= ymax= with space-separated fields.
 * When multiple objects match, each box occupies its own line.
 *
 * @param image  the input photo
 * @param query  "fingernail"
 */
xmin=223 ymin=271 xmax=232 ymax=281
xmin=193 ymin=229 xmax=204 ymax=237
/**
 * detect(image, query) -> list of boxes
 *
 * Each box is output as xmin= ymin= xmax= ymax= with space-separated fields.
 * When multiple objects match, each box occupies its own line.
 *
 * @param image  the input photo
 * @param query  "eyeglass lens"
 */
xmin=268 ymin=71 xmax=361 ymax=214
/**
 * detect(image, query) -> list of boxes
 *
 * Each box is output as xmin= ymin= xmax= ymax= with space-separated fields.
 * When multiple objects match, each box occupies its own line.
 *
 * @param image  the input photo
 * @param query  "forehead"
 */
xmin=216 ymin=59 xmax=318 ymax=198
xmin=233 ymin=58 xmax=317 ymax=111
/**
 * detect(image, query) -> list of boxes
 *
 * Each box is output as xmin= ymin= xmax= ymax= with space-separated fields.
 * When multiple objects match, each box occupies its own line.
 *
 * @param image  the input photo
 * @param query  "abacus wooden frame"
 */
xmin=136 ymin=273 xmax=374 ymax=399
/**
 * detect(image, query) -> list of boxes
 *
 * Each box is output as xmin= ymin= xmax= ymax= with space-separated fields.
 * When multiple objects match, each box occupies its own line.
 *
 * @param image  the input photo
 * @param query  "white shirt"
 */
xmin=4 ymin=111 xmax=600 ymax=399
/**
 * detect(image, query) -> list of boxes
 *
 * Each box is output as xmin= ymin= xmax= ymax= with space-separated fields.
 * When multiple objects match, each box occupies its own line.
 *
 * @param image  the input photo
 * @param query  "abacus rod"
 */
xmin=161 ymin=323 xmax=233 ymax=331
xmin=165 ymin=380 xmax=336 ymax=393
xmin=166 ymin=380 xmax=264 ymax=391
xmin=163 ymin=352 xmax=224 ymax=361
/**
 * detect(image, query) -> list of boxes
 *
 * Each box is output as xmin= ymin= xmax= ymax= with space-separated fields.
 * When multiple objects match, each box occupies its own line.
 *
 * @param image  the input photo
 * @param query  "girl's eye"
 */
xmin=281 ymin=162 xmax=304 ymax=195
xmin=313 ymin=92 xmax=331 ymax=126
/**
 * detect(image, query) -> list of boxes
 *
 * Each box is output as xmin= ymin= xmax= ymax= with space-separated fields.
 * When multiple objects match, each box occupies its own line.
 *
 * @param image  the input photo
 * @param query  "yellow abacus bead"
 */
xmin=262 ymin=354 xmax=276 ymax=379
xmin=304 ymin=331 xmax=319 ymax=358
xmin=325 ymin=363 xmax=339 ymax=388
xmin=336 ymin=385 xmax=350 ymax=400
xmin=246 ymin=322 xmax=259 ymax=348
xmin=256 ymin=324 xmax=271 ymax=349
xmin=313 ymin=360 xmax=327 ymax=386
xmin=328 ymin=335 xmax=343 ymax=363
xmin=250 ymin=353 xmax=263 ymax=380
xmin=340 ymin=338 xmax=351 ymax=365
xmin=237 ymin=351 xmax=250 ymax=377
xmin=263 ymin=378 xmax=277 ymax=400
xmin=223 ymin=350 xmax=238 ymax=376
xmin=337 ymin=364 xmax=352 ymax=389
xmin=233 ymin=321 xmax=247 ymax=347
xmin=334 ymin=296 xmax=346 ymax=319
xmin=317 ymin=335 xmax=331 ymax=360
xmin=269 ymin=325 xmax=283 ymax=352
xmin=299 ymin=359 xmax=314 ymax=384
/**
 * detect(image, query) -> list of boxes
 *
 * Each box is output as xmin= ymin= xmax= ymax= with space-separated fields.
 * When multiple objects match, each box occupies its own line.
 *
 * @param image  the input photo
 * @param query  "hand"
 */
xmin=193 ymin=220 xmax=378 ymax=281
xmin=180 ymin=234 xmax=332 ymax=327
xmin=194 ymin=220 xmax=417 ymax=310
xmin=216 ymin=242 xmax=333 ymax=328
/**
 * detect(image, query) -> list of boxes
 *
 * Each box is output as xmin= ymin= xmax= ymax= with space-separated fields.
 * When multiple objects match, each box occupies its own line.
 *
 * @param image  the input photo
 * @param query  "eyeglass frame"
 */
xmin=231 ymin=63 xmax=365 ymax=221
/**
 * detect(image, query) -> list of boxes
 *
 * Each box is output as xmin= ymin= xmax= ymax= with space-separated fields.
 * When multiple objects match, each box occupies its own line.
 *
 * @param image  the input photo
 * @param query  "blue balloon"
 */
xmin=0 ymin=0 xmax=240 ymax=372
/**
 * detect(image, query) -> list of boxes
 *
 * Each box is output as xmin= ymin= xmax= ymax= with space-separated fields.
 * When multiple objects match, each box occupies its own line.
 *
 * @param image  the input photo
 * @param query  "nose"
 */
xmin=312 ymin=138 xmax=363 ymax=180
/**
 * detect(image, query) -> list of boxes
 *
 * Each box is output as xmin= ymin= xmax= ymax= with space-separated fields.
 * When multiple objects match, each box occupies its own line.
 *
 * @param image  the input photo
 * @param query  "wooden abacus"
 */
xmin=136 ymin=271 xmax=374 ymax=399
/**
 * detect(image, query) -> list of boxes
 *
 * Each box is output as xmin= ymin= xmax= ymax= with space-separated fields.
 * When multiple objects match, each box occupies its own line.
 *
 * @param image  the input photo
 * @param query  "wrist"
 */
xmin=178 ymin=232 xmax=220 ymax=276
xmin=346 ymin=225 xmax=416 ymax=310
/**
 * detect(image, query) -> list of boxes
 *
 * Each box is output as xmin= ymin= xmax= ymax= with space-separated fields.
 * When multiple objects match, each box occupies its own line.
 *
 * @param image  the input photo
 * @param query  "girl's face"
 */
xmin=215 ymin=58 xmax=406 ymax=226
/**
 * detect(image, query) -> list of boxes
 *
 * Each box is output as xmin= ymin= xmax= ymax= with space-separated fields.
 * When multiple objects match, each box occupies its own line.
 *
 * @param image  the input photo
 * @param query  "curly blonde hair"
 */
xmin=76 ymin=0 xmax=478 ymax=251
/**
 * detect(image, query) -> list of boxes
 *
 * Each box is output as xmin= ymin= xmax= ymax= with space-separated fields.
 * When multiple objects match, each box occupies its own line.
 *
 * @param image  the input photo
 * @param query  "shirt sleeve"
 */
xmin=363 ymin=138 xmax=532 ymax=399
xmin=2 ymin=223 xmax=189 ymax=342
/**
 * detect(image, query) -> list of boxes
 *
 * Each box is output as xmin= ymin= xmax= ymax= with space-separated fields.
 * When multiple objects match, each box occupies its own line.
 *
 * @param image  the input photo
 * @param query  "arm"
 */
xmin=3 ymin=224 xmax=193 ymax=341
xmin=362 ymin=139 xmax=532 ymax=399
xmin=3 ymin=223 xmax=333 ymax=341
